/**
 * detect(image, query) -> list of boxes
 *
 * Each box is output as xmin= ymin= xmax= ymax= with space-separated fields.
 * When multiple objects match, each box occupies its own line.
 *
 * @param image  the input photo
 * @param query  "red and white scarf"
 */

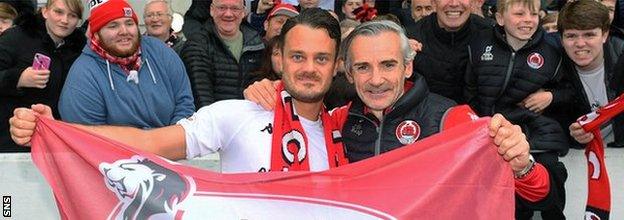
xmin=89 ymin=37 xmax=141 ymax=74
xmin=270 ymin=82 xmax=348 ymax=171
xmin=577 ymin=93 xmax=624 ymax=219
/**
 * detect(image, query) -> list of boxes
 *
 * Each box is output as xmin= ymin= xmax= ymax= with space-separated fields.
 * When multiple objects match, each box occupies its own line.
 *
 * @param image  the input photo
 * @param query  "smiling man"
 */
xmin=406 ymin=0 xmax=492 ymax=103
xmin=143 ymin=0 xmax=184 ymax=53
xmin=181 ymin=0 xmax=264 ymax=108
xmin=58 ymin=0 xmax=195 ymax=128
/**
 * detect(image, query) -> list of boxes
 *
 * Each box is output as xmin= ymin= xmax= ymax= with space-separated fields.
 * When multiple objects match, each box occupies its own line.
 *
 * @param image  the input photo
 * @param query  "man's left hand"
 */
xmin=489 ymin=114 xmax=531 ymax=173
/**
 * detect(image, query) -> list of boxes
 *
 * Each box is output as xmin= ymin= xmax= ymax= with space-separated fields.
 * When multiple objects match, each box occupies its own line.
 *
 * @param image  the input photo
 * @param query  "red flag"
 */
xmin=577 ymin=93 xmax=624 ymax=220
xmin=31 ymin=117 xmax=514 ymax=219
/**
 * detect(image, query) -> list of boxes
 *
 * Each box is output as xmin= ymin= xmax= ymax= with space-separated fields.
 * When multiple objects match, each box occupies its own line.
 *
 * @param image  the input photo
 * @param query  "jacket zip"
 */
xmin=375 ymin=117 xmax=384 ymax=156
xmin=348 ymin=112 xmax=384 ymax=156
xmin=492 ymin=51 xmax=516 ymax=114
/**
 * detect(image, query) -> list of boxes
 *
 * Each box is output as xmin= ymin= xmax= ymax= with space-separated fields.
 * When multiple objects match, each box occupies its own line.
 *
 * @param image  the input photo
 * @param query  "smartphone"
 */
xmin=32 ymin=53 xmax=51 ymax=70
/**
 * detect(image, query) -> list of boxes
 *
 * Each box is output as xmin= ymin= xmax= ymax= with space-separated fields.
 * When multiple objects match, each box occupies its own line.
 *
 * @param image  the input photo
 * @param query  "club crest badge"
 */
xmin=481 ymin=45 xmax=494 ymax=61
xmin=395 ymin=120 xmax=420 ymax=145
xmin=123 ymin=7 xmax=133 ymax=17
xmin=527 ymin=52 xmax=544 ymax=69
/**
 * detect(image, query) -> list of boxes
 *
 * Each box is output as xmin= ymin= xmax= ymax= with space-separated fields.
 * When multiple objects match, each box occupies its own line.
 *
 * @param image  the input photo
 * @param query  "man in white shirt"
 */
xmin=11 ymin=8 xmax=347 ymax=173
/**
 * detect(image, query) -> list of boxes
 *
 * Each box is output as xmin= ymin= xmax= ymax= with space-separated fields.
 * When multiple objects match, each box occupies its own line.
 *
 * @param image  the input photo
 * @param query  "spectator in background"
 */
xmin=0 ymin=0 xmax=35 ymax=25
xmin=248 ymin=0 xmax=321 ymax=35
xmin=181 ymin=0 xmax=264 ymax=108
xmin=470 ymin=0 xmax=485 ymax=17
xmin=407 ymin=0 xmax=492 ymax=103
xmin=0 ymin=0 xmax=85 ymax=152
xmin=541 ymin=12 xmax=558 ymax=33
xmin=182 ymin=0 xmax=213 ymax=38
xmin=341 ymin=0 xmax=363 ymax=21
xmin=263 ymin=3 xmax=299 ymax=42
xmin=340 ymin=19 xmax=359 ymax=39
xmin=560 ymin=0 xmax=624 ymax=148
xmin=143 ymin=0 xmax=185 ymax=54
xmin=600 ymin=0 xmax=616 ymax=23
xmin=58 ymin=0 xmax=195 ymax=128
xmin=0 ymin=2 xmax=17 ymax=35
xmin=245 ymin=37 xmax=281 ymax=88
xmin=298 ymin=0 xmax=320 ymax=8
xmin=410 ymin=0 xmax=433 ymax=22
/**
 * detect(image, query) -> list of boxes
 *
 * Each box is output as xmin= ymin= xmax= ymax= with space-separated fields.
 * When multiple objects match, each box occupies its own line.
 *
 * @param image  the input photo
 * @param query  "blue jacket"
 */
xmin=59 ymin=36 xmax=195 ymax=128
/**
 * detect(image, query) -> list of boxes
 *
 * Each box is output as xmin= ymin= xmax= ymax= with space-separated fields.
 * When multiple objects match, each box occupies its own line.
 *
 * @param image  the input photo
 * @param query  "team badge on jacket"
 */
xmin=395 ymin=120 xmax=421 ymax=145
xmin=481 ymin=45 xmax=494 ymax=61
xmin=527 ymin=52 xmax=544 ymax=69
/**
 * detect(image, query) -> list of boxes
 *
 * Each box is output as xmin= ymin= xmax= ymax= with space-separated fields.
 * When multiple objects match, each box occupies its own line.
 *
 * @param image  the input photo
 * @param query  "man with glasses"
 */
xmin=143 ymin=0 xmax=185 ymax=54
xmin=181 ymin=0 xmax=264 ymax=108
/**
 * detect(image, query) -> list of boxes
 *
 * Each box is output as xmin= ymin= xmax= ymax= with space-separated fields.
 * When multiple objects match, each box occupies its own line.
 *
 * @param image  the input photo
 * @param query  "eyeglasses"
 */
xmin=212 ymin=4 xmax=244 ymax=13
xmin=144 ymin=13 xmax=170 ymax=20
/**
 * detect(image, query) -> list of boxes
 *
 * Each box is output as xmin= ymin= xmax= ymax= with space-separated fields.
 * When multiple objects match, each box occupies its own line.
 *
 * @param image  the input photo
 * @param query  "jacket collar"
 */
xmin=492 ymin=25 xmax=545 ymax=51
xmin=205 ymin=19 xmax=265 ymax=50
xmin=429 ymin=13 xmax=473 ymax=45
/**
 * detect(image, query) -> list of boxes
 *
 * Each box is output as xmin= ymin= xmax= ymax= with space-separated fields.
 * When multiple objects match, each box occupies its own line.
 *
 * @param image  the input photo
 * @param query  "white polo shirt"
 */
xmin=177 ymin=100 xmax=329 ymax=173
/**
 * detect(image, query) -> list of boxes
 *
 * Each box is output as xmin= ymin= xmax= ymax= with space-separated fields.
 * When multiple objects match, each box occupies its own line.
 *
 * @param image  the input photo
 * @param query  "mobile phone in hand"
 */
xmin=32 ymin=53 xmax=51 ymax=70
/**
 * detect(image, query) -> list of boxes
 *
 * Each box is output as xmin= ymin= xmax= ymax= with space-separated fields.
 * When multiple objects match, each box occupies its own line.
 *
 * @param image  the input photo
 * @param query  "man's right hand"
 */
xmin=17 ymin=67 xmax=50 ymax=89
xmin=243 ymin=79 xmax=279 ymax=110
xmin=9 ymin=104 xmax=54 ymax=146
xmin=256 ymin=0 xmax=275 ymax=14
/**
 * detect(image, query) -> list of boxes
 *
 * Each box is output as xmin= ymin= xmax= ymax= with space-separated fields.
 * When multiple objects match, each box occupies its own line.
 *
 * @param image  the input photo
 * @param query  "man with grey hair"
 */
xmin=341 ymin=19 xmax=558 ymax=213
xmin=246 ymin=20 xmax=552 ymax=204
xmin=143 ymin=0 xmax=185 ymax=53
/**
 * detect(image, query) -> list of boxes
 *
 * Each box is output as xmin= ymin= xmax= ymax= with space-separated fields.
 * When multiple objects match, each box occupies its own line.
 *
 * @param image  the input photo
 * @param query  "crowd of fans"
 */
xmin=1 ymin=0 xmax=623 ymax=219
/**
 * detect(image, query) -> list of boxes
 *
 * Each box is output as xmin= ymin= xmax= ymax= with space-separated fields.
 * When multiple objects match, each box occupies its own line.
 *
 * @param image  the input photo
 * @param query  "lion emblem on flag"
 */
xmin=99 ymin=156 xmax=193 ymax=220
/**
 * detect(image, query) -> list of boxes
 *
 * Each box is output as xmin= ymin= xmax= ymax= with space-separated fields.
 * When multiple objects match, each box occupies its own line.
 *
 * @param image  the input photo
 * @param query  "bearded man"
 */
xmin=58 ymin=0 xmax=195 ymax=128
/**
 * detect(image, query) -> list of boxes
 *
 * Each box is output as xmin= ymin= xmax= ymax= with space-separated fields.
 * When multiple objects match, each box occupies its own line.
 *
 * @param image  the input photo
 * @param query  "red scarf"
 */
xmin=89 ymin=37 xmax=141 ymax=74
xmin=577 ymin=93 xmax=624 ymax=219
xmin=270 ymin=82 xmax=348 ymax=171
xmin=353 ymin=3 xmax=377 ymax=22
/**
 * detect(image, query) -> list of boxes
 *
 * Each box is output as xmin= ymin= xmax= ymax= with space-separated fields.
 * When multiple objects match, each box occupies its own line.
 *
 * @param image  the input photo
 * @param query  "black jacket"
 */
xmin=558 ymin=40 xmax=624 ymax=148
xmin=407 ymin=13 xmax=492 ymax=103
xmin=342 ymin=74 xmax=456 ymax=162
xmin=181 ymin=19 xmax=264 ymax=108
xmin=465 ymin=26 xmax=569 ymax=155
xmin=0 ymin=13 xmax=86 ymax=151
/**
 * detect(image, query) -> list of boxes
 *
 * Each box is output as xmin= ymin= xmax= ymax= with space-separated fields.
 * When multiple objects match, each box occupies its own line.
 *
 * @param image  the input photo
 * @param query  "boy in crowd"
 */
xmin=464 ymin=0 xmax=570 ymax=218
xmin=562 ymin=0 xmax=624 ymax=148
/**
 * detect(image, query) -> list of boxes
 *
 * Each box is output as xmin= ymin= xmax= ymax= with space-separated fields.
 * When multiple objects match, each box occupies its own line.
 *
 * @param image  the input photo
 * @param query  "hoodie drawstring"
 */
xmin=106 ymin=60 xmax=115 ymax=91
xmin=105 ymin=58 xmax=157 ymax=91
xmin=145 ymin=59 xmax=157 ymax=84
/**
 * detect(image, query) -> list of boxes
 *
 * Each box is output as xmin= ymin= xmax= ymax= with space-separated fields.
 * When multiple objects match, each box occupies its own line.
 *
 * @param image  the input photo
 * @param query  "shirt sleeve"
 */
xmin=176 ymin=104 xmax=225 ymax=159
xmin=514 ymin=163 xmax=550 ymax=202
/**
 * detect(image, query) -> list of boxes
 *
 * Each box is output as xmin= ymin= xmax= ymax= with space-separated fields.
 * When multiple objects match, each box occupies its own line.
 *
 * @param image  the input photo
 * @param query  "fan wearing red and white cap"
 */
xmin=264 ymin=3 xmax=299 ymax=41
xmin=57 ymin=0 xmax=195 ymax=129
